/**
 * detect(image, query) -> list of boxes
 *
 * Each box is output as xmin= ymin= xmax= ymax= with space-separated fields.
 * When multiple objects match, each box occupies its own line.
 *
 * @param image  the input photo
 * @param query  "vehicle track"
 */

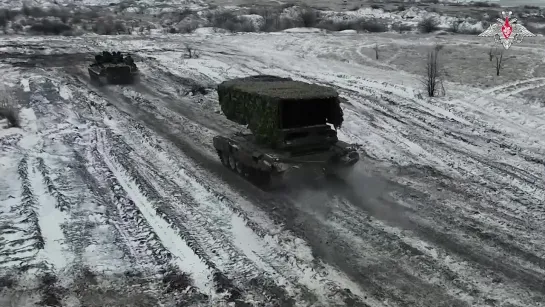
xmin=77 ymin=71 xmax=373 ymax=306
xmin=0 ymin=68 xmax=221 ymax=306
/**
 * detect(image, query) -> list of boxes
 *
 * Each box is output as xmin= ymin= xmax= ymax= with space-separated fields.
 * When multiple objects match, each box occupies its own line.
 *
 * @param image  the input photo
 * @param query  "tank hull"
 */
xmin=212 ymin=133 xmax=359 ymax=189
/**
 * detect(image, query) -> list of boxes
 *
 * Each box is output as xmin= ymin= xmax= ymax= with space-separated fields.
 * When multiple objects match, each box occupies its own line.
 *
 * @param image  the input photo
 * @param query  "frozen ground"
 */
xmin=0 ymin=31 xmax=544 ymax=307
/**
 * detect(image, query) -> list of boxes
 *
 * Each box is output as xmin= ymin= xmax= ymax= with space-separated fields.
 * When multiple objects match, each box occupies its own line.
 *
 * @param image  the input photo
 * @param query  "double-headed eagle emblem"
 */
xmin=478 ymin=11 xmax=535 ymax=49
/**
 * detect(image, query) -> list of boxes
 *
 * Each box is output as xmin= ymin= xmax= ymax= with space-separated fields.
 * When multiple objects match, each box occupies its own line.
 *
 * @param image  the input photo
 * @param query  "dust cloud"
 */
xmin=288 ymin=162 xmax=415 ymax=230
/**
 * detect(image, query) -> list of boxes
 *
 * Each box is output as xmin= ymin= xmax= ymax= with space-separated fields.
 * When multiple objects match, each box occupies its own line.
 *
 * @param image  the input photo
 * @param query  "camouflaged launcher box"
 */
xmin=217 ymin=76 xmax=344 ymax=145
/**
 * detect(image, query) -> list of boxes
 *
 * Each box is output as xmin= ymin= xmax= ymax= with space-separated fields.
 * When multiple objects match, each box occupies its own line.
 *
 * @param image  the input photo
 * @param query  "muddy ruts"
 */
xmin=78 ymin=64 xmax=366 ymax=304
xmin=36 ymin=157 xmax=70 ymax=212
xmin=89 ymin=148 xmax=173 ymax=265
xmin=108 ymin=94 xmax=363 ymax=305
xmin=72 ymin=150 xmax=138 ymax=265
xmin=13 ymin=156 xmax=44 ymax=253
xmin=326 ymin=196 xmax=475 ymax=306
xmin=128 ymin=118 xmax=269 ymax=238
xmin=97 ymin=131 xmax=289 ymax=304
xmin=331 ymin=178 xmax=545 ymax=298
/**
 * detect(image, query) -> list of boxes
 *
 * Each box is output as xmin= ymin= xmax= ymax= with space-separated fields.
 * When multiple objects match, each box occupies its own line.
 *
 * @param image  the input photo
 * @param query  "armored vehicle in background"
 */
xmin=88 ymin=51 xmax=138 ymax=85
xmin=212 ymin=75 xmax=360 ymax=188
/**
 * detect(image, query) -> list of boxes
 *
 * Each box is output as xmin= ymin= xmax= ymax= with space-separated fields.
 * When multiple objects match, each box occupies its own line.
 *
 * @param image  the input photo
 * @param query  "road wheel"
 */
xmin=235 ymin=161 xmax=245 ymax=176
xmin=228 ymin=153 xmax=237 ymax=171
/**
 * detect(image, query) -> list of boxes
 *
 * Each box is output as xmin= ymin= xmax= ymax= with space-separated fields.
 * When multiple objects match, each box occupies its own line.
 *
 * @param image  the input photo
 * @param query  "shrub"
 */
xmin=317 ymin=18 xmax=387 ymax=32
xmin=173 ymin=8 xmax=194 ymax=22
xmin=208 ymin=10 xmax=238 ymax=28
xmin=0 ymin=95 xmax=19 ymax=128
xmin=177 ymin=21 xmax=199 ymax=33
xmin=207 ymin=10 xmax=259 ymax=32
xmin=261 ymin=14 xmax=283 ymax=31
xmin=360 ymin=18 xmax=388 ymax=32
xmin=93 ymin=17 xmax=127 ymax=35
xmin=391 ymin=22 xmax=413 ymax=33
xmin=449 ymin=20 xmax=461 ymax=33
xmin=300 ymin=7 xmax=318 ymax=27
xmin=522 ymin=23 xmax=545 ymax=35
xmin=418 ymin=17 xmax=440 ymax=33
xmin=460 ymin=28 xmax=481 ymax=35
xmin=29 ymin=19 xmax=72 ymax=35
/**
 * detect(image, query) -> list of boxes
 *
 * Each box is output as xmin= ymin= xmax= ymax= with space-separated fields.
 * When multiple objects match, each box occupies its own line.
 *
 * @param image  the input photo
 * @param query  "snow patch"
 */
xmin=18 ymin=107 xmax=38 ymax=132
xmin=20 ymin=78 xmax=30 ymax=92
xmin=282 ymin=27 xmax=327 ymax=33
xmin=32 ymin=158 xmax=73 ymax=270
xmin=96 ymin=130 xmax=215 ymax=296
xmin=59 ymin=85 xmax=72 ymax=100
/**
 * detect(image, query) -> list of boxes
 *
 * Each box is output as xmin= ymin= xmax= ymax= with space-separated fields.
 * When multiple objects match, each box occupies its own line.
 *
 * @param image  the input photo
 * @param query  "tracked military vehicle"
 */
xmin=88 ymin=51 xmax=138 ymax=85
xmin=213 ymin=75 xmax=360 ymax=188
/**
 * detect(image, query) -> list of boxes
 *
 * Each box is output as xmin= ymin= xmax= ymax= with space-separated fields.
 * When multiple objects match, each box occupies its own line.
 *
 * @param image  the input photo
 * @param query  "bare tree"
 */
xmin=422 ymin=43 xmax=445 ymax=97
xmin=374 ymin=43 xmax=379 ymax=60
xmin=184 ymin=44 xmax=199 ymax=58
xmin=493 ymin=47 xmax=505 ymax=76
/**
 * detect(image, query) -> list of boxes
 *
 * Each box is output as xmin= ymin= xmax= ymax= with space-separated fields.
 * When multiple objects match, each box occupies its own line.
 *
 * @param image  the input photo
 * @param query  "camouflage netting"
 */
xmin=217 ymin=76 xmax=344 ymax=146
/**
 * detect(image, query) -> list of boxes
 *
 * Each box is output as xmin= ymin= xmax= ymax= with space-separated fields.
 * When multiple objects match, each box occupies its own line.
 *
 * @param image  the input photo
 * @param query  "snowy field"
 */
xmin=0 ymin=31 xmax=544 ymax=307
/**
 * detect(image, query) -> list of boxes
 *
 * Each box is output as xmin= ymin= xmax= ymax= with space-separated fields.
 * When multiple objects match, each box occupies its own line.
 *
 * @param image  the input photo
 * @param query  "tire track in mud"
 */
xmin=334 ymin=107 xmax=542 ymax=300
xmin=23 ymin=71 xmax=144 ymax=269
xmin=327 ymin=174 xmax=545 ymax=300
xmin=483 ymin=77 xmax=545 ymax=97
xmin=325 ymin=190 xmax=538 ymax=306
xmin=36 ymin=157 xmax=70 ymax=213
xmin=81 ymin=68 xmax=372 ymax=306
xmin=294 ymin=71 xmax=535 ymax=282
xmin=72 ymin=137 xmax=217 ymax=305
xmin=407 ymin=143 xmax=545 ymax=267
xmin=25 ymin=71 xmax=217 ymax=304
xmin=1 ymin=156 xmax=45 ymax=269
xmin=63 ymin=48 xmax=540 ymax=306
xmin=280 ymin=182 xmax=479 ymax=307
xmin=103 ymin=136 xmax=279 ymax=305
xmin=14 ymin=156 xmax=67 ymax=307
xmin=92 ymin=128 xmax=235 ymax=303
xmin=87 ymin=145 xmax=178 ymax=268
xmin=6 ymin=45 xmax=356 ymax=306
xmin=100 ymin=67 xmax=436 ymax=306
xmin=326 ymin=76 xmax=545 ymax=218
xmin=102 ymin=115 xmax=370 ymax=306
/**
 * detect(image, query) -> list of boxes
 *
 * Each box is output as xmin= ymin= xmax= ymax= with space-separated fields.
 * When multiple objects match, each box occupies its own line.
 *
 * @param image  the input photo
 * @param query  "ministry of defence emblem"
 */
xmin=478 ymin=11 xmax=535 ymax=49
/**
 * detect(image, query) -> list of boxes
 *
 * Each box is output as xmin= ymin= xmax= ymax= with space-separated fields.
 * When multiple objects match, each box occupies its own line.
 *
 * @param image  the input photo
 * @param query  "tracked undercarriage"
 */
xmin=214 ymin=128 xmax=359 ymax=189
